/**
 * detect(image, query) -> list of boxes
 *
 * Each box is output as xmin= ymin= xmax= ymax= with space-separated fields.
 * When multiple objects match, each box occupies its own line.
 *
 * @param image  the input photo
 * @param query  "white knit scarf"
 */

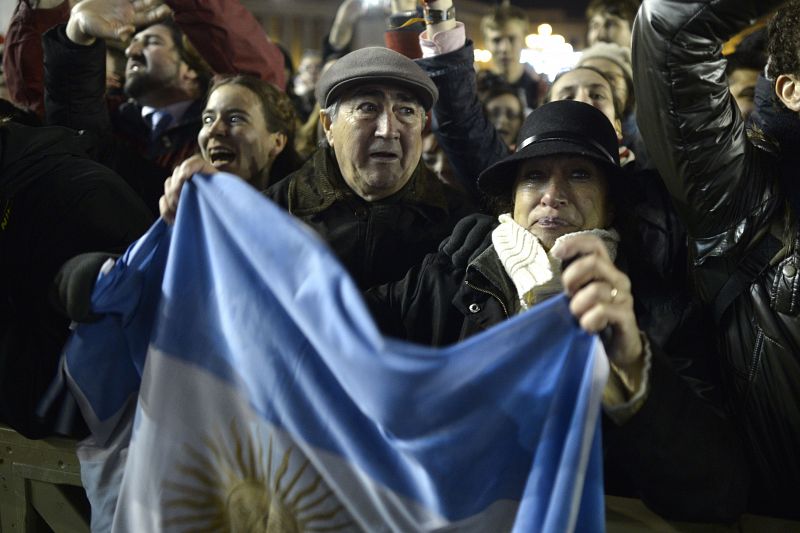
xmin=491 ymin=213 xmax=620 ymax=310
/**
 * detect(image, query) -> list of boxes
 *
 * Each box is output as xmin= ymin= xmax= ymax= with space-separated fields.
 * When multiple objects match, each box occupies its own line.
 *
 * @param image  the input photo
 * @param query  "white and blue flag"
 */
xmin=64 ymin=173 xmax=608 ymax=532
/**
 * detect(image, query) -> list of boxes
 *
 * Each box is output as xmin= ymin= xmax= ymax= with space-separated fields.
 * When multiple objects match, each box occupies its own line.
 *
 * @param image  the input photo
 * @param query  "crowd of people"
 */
xmin=0 ymin=0 xmax=798 ymax=524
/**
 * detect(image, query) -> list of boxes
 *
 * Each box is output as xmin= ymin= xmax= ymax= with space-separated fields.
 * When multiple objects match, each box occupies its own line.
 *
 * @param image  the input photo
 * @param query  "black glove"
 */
xmin=51 ymin=252 xmax=118 ymax=322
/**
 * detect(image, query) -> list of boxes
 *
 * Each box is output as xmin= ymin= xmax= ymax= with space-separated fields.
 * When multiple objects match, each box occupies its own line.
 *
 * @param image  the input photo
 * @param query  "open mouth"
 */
xmin=369 ymin=151 xmax=399 ymax=162
xmin=208 ymin=146 xmax=237 ymax=167
xmin=127 ymin=60 xmax=145 ymax=75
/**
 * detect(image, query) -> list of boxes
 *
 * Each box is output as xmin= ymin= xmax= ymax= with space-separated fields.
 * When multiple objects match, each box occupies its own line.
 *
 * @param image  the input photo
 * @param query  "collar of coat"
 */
xmin=284 ymin=147 xmax=451 ymax=217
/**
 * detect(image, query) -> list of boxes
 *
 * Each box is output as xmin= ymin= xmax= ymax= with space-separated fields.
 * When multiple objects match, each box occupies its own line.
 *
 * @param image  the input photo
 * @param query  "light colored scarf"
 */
xmin=491 ymin=214 xmax=620 ymax=310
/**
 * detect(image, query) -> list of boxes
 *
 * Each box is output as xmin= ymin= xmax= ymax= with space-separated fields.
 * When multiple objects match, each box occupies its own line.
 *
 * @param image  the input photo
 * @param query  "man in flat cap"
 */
xmin=162 ymin=46 xmax=468 ymax=289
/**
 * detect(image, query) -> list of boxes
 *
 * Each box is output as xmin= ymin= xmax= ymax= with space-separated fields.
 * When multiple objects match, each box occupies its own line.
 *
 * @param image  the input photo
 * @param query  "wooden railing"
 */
xmin=1 ymin=424 xmax=798 ymax=533
xmin=0 ymin=426 xmax=89 ymax=533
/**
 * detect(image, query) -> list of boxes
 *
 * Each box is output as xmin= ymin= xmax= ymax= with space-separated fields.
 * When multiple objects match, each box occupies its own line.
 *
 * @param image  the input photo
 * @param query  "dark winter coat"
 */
xmin=634 ymin=0 xmax=800 ymax=518
xmin=0 ymin=123 xmax=153 ymax=438
xmin=366 ymin=213 xmax=748 ymax=522
xmin=265 ymin=147 xmax=468 ymax=289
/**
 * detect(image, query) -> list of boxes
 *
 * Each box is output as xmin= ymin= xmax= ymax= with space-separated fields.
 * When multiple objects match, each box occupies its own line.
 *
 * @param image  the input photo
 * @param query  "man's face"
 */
xmin=124 ymin=24 xmax=183 ymax=99
xmin=486 ymin=93 xmax=524 ymax=149
xmin=298 ymin=56 xmax=323 ymax=88
xmin=587 ymin=12 xmax=632 ymax=48
xmin=513 ymin=155 xmax=611 ymax=250
xmin=323 ymin=84 xmax=425 ymax=202
xmin=550 ymin=69 xmax=620 ymax=135
xmin=579 ymin=57 xmax=629 ymax=112
xmin=484 ymin=22 xmax=526 ymax=76
xmin=199 ymin=84 xmax=284 ymax=188
xmin=728 ymin=68 xmax=759 ymax=120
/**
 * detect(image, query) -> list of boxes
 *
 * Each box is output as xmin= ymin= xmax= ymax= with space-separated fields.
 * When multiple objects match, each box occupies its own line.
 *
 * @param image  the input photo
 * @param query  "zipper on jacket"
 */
xmin=464 ymin=280 xmax=509 ymax=318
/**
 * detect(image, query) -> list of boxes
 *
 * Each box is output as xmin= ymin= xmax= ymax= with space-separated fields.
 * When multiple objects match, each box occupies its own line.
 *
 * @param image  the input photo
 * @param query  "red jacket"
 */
xmin=3 ymin=0 xmax=286 ymax=117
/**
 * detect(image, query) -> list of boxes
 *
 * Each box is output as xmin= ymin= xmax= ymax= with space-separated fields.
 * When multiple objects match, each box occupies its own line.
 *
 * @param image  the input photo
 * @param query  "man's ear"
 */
xmin=320 ymin=110 xmax=335 ymax=146
xmin=179 ymin=63 xmax=199 ymax=94
xmin=775 ymin=73 xmax=800 ymax=112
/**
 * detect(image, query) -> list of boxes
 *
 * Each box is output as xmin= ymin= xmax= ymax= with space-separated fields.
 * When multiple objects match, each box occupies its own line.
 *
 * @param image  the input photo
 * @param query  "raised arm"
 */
xmin=415 ymin=0 xmax=509 ymax=200
xmin=632 ymin=0 xmax=782 ymax=250
xmin=3 ymin=0 xmax=70 ymax=117
xmin=166 ymin=0 xmax=286 ymax=89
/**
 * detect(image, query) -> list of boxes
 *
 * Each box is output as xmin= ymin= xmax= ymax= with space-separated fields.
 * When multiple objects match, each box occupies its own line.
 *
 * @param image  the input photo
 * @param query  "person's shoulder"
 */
xmin=263 ymin=170 xmax=293 ymax=205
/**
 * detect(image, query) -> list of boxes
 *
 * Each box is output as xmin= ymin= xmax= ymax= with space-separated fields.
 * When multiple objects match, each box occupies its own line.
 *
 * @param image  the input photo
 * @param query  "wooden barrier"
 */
xmin=0 ymin=425 xmax=89 ymax=533
xmin=1 ymin=425 xmax=798 ymax=532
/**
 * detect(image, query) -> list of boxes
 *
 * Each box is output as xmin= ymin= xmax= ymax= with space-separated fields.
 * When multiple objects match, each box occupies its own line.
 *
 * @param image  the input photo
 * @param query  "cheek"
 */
xmin=405 ymin=135 xmax=422 ymax=163
xmin=512 ymin=190 xmax=536 ymax=221
xmin=240 ymin=130 xmax=264 ymax=160
xmin=339 ymin=124 xmax=366 ymax=160
xmin=577 ymin=185 xmax=609 ymax=225
xmin=197 ymin=128 xmax=211 ymax=155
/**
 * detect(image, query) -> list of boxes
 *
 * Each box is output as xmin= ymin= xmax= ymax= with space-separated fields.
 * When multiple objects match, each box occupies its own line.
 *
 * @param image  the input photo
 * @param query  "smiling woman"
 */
xmin=198 ymin=75 xmax=302 ymax=190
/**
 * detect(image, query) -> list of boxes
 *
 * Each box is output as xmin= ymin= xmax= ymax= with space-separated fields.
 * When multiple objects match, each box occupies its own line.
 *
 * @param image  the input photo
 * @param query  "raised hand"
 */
xmin=159 ymin=155 xmax=216 ymax=224
xmin=66 ymin=0 xmax=171 ymax=46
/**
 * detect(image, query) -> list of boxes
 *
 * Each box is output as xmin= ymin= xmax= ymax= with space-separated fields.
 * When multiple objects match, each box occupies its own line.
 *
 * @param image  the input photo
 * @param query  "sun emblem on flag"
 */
xmin=163 ymin=420 xmax=354 ymax=532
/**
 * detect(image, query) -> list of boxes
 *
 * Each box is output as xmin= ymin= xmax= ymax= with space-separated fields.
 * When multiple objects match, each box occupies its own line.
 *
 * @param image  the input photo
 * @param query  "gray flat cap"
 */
xmin=315 ymin=47 xmax=438 ymax=111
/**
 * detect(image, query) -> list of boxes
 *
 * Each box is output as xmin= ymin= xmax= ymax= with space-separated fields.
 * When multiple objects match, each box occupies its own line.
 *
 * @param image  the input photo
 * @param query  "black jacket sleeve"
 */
xmin=417 ymin=42 xmax=509 ymax=200
xmin=632 ymin=0 xmax=783 ymax=263
xmin=42 ymin=25 xmax=166 ymax=215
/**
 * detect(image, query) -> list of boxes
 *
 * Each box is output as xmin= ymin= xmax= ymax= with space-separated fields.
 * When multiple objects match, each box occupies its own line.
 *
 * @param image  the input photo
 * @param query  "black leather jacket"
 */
xmin=634 ymin=0 xmax=800 ymax=518
xmin=366 ymin=214 xmax=748 ymax=521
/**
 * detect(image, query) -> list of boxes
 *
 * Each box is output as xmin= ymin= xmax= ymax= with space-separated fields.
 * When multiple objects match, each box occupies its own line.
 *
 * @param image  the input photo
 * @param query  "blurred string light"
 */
xmin=474 ymin=49 xmax=493 ymax=63
xmin=475 ymin=23 xmax=580 ymax=79
xmin=522 ymin=24 xmax=580 ymax=80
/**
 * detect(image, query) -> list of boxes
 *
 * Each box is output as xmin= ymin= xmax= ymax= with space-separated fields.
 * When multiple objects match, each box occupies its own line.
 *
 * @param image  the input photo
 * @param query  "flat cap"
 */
xmin=315 ymin=47 xmax=438 ymax=111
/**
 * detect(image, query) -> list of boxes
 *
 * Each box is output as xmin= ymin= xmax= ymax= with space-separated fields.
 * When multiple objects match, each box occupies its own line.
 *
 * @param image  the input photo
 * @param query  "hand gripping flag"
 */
xmin=63 ymin=173 xmax=609 ymax=532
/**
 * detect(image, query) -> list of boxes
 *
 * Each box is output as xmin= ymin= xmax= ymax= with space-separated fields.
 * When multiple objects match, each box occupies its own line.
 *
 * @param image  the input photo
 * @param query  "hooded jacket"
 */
xmin=634 ymin=0 xmax=800 ymax=518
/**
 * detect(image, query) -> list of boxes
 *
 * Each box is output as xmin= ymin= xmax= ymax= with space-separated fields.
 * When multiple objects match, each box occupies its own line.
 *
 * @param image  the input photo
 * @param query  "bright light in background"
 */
xmin=521 ymin=23 xmax=579 ymax=80
xmin=474 ymin=49 xmax=493 ymax=63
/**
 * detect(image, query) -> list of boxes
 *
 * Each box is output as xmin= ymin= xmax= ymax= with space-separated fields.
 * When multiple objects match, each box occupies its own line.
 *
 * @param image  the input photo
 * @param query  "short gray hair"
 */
xmin=322 ymin=101 xmax=340 ymax=124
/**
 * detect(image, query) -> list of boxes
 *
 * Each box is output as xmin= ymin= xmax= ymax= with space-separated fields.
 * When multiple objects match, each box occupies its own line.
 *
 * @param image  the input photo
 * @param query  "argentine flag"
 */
xmin=63 ymin=173 xmax=608 ymax=532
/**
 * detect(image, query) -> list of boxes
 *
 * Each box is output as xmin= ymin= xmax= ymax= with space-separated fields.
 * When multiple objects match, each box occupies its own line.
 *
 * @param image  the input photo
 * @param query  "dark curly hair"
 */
xmin=726 ymin=27 xmax=767 ymax=74
xmin=768 ymin=2 xmax=800 ymax=83
xmin=209 ymin=75 xmax=304 ymax=182
xmin=585 ymin=0 xmax=641 ymax=24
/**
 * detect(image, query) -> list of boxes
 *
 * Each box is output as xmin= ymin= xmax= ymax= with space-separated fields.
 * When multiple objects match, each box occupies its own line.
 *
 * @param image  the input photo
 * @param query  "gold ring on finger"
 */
xmin=610 ymin=287 xmax=619 ymax=303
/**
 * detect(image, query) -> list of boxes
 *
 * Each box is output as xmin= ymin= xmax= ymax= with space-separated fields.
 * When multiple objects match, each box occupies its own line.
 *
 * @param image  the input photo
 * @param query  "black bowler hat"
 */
xmin=477 ymin=100 xmax=621 ymax=197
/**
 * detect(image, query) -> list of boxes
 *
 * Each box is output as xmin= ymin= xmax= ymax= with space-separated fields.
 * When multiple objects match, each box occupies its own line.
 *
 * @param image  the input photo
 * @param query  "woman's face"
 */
xmin=513 ymin=155 xmax=611 ymax=250
xmin=486 ymin=93 xmax=523 ymax=149
xmin=198 ymin=84 xmax=286 ymax=187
